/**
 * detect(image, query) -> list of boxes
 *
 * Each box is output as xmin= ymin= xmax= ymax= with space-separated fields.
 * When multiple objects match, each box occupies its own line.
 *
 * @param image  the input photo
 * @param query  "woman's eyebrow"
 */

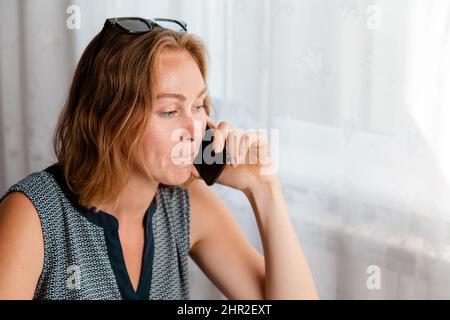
xmin=157 ymin=87 xmax=206 ymax=101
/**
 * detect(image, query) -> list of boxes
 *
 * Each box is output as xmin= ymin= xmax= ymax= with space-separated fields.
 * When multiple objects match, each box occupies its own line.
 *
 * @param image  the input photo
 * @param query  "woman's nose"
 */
xmin=186 ymin=116 xmax=196 ymax=136
xmin=179 ymin=115 xmax=196 ymax=142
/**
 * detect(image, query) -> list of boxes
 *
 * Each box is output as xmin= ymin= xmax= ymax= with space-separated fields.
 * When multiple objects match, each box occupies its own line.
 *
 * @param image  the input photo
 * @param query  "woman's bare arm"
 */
xmin=244 ymin=180 xmax=318 ymax=299
xmin=188 ymin=179 xmax=266 ymax=299
xmin=188 ymin=177 xmax=318 ymax=300
xmin=0 ymin=192 xmax=44 ymax=299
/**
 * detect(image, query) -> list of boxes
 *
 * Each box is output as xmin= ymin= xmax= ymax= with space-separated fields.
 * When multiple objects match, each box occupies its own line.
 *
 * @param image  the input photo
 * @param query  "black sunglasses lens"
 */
xmin=117 ymin=19 xmax=150 ymax=32
xmin=153 ymin=20 xmax=186 ymax=32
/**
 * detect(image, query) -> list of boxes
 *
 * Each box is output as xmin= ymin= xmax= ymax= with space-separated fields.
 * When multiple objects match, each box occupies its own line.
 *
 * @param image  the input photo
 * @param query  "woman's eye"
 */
xmin=194 ymin=105 xmax=205 ymax=112
xmin=160 ymin=110 xmax=178 ymax=118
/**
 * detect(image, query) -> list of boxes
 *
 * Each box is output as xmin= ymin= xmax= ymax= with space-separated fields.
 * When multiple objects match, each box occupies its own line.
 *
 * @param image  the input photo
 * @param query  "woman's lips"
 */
xmin=173 ymin=153 xmax=194 ymax=159
xmin=172 ymin=154 xmax=194 ymax=165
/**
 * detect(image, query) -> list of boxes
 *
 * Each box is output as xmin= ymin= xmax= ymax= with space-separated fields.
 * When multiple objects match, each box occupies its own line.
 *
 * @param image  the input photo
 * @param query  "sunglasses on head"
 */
xmin=88 ymin=17 xmax=188 ymax=72
xmin=105 ymin=17 xmax=188 ymax=33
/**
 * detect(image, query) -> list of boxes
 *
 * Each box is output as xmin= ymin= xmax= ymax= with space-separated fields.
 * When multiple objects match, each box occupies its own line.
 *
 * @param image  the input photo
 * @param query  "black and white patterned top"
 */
xmin=0 ymin=164 xmax=191 ymax=300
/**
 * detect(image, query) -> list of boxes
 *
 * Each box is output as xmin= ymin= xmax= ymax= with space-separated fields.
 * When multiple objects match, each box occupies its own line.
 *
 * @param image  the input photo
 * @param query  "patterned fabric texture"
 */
xmin=0 ymin=166 xmax=191 ymax=300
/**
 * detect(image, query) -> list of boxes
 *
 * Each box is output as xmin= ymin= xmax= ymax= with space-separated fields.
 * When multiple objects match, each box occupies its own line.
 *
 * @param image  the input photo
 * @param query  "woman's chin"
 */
xmin=161 ymin=164 xmax=193 ymax=185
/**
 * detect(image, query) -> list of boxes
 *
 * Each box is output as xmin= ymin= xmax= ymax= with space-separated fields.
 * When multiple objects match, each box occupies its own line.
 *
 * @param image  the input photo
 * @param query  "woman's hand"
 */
xmin=192 ymin=116 xmax=278 ymax=193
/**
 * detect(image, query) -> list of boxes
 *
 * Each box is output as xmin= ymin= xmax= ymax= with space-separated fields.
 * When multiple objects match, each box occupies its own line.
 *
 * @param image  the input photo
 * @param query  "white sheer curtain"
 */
xmin=1 ymin=0 xmax=450 ymax=299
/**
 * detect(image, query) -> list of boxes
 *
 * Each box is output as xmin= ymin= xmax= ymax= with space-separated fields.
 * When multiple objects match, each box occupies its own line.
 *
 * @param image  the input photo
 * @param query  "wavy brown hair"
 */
xmin=53 ymin=25 xmax=211 ymax=210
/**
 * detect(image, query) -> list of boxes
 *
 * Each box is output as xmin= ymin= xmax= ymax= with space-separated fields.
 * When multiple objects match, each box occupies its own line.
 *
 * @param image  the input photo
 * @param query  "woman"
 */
xmin=0 ymin=17 xmax=318 ymax=300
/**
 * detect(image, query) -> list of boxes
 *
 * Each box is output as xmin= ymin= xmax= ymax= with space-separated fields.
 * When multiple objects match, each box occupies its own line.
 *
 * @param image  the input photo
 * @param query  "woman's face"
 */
xmin=141 ymin=49 xmax=207 ymax=185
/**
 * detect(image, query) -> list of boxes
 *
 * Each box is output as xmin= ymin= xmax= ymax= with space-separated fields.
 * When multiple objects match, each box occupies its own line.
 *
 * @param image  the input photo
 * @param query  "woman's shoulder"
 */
xmin=0 ymin=186 xmax=44 ymax=299
xmin=1 ymin=166 xmax=55 ymax=202
xmin=0 ymin=189 xmax=39 ymax=218
xmin=0 ymin=165 xmax=63 ymax=225
xmin=0 ymin=165 xmax=55 ymax=212
xmin=0 ymin=189 xmax=41 ymax=242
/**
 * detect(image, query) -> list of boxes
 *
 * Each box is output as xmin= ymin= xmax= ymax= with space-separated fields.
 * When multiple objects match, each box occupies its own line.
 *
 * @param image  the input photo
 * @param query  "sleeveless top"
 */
xmin=0 ymin=164 xmax=191 ymax=300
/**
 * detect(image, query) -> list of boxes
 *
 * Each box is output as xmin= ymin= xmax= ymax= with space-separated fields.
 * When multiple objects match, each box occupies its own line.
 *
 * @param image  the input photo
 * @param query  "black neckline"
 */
xmin=44 ymin=163 xmax=157 ymax=299
xmin=103 ymin=197 xmax=156 ymax=299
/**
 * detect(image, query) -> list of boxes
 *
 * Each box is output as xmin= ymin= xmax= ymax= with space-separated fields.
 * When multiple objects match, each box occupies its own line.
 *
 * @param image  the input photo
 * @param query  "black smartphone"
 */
xmin=194 ymin=123 xmax=228 ymax=186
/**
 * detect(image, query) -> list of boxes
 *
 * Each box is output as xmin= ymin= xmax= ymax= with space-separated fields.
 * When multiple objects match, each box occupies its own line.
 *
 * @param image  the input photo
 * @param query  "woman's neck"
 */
xmin=96 ymin=171 xmax=159 ymax=226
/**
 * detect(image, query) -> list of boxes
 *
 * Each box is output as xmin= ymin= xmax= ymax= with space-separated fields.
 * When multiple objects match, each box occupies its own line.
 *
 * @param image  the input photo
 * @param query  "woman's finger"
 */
xmin=203 ymin=115 xmax=223 ymax=152
xmin=213 ymin=121 xmax=233 ymax=154
xmin=255 ymin=132 xmax=271 ymax=166
xmin=205 ymin=114 xmax=217 ymax=129
xmin=226 ymin=129 xmax=240 ymax=167
xmin=237 ymin=132 xmax=258 ymax=165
